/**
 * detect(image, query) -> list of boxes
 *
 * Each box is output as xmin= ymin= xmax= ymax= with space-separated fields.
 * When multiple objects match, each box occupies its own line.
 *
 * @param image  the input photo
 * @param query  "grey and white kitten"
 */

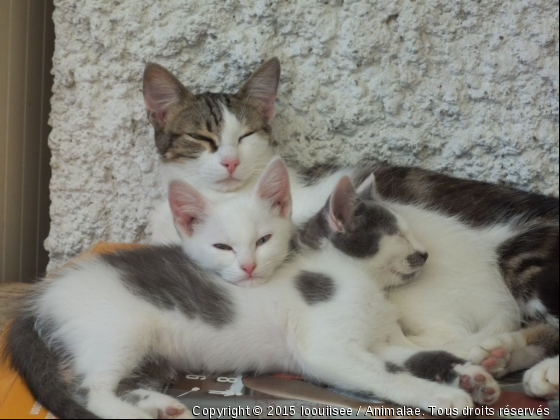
xmin=5 ymin=160 xmax=502 ymax=420
xmin=144 ymin=59 xmax=559 ymax=400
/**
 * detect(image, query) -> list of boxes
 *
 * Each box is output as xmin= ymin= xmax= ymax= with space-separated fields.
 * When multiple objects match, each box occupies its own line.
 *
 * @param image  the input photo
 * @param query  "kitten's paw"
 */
xmin=133 ymin=391 xmax=194 ymax=419
xmin=430 ymin=389 xmax=473 ymax=418
xmin=157 ymin=404 xmax=194 ymax=420
xmin=454 ymin=364 xmax=501 ymax=406
xmin=468 ymin=333 xmax=525 ymax=378
xmin=523 ymin=357 xmax=559 ymax=400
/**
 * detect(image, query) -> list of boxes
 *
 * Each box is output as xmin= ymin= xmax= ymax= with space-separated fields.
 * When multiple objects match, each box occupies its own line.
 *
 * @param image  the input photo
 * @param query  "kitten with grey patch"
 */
xmin=144 ymin=59 xmax=559 ymax=399
xmin=4 ymin=161 xmax=500 ymax=419
xmin=352 ymin=166 xmax=559 ymax=399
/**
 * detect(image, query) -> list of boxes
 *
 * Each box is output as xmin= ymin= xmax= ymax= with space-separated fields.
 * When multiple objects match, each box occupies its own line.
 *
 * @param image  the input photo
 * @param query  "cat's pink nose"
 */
xmin=221 ymin=157 xmax=240 ymax=175
xmin=242 ymin=263 xmax=257 ymax=276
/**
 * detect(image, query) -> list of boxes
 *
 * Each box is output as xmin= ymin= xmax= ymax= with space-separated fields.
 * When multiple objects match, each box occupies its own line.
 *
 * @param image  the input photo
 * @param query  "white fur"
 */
xmin=386 ymin=206 xmax=521 ymax=351
xmin=177 ymin=192 xmax=292 ymax=286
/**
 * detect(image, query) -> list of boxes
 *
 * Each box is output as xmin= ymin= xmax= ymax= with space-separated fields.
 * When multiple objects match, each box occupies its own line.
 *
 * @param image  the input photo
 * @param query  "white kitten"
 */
xmin=168 ymin=158 xmax=292 ymax=287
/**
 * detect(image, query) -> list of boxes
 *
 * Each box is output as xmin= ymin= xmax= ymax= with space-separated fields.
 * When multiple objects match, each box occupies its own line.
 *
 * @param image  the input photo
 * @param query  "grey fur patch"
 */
xmin=296 ymin=271 xmax=337 ymax=305
xmin=354 ymin=164 xmax=559 ymax=228
xmin=297 ymin=198 xmax=399 ymax=259
xmin=385 ymin=362 xmax=406 ymax=374
xmin=116 ymin=355 xmax=177 ymax=399
xmin=76 ymin=387 xmax=89 ymax=399
xmin=163 ymin=134 xmax=207 ymax=160
xmin=73 ymin=386 xmax=90 ymax=407
xmin=295 ymin=210 xmax=328 ymax=251
xmin=122 ymin=393 xmax=142 ymax=406
xmin=404 ymin=351 xmax=466 ymax=384
xmin=102 ymin=246 xmax=235 ymax=328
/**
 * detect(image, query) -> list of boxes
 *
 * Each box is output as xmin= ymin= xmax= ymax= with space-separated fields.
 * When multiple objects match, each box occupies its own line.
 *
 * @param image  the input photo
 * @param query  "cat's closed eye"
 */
xmin=213 ymin=244 xmax=233 ymax=251
xmin=186 ymin=133 xmax=218 ymax=152
xmin=256 ymin=234 xmax=272 ymax=246
xmin=239 ymin=132 xmax=256 ymax=143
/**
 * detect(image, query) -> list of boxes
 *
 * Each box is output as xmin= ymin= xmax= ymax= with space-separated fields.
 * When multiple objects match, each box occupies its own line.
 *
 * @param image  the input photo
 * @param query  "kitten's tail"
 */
xmin=3 ymin=312 xmax=100 ymax=419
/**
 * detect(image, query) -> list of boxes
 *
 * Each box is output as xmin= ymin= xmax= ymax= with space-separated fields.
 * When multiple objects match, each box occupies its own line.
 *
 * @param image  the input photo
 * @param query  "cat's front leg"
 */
xmin=381 ymin=347 xmax=500 ymax=406
xmin=302 ymin=346 xmax=475 ymax=417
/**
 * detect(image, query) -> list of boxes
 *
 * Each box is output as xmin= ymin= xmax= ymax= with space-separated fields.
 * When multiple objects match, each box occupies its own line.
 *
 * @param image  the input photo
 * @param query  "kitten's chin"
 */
xmin=386 ymin=269 xmax=422 ymax=288
xmin=234 ymin=277 xmax=270 ymax=288
xmin=213 ymin=177 xmax=248 ymax=192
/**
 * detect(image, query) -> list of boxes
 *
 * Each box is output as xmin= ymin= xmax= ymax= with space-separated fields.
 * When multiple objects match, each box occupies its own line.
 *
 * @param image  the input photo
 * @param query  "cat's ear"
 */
xmin=168 ymin=180 xmax=208 ymax=237
xmin=356 ymin=173 xmax=382 ymax=201
xmin=356 ymin=173 xmax=376 ymax=197
xmin=238 ymin=58 xmax=281 ymax=122
xmin=143 ymin=63 xmax=193 ymax=130
xmin=328 ymin=176 xmax=359 ymax=233
xmin=254 ymin=157 xmax=292 ymax=218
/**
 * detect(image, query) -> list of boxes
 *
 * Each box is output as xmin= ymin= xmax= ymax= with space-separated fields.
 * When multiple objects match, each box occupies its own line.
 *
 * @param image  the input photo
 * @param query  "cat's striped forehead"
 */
xmin=144 ymin=59 xmax=280 ymax=165
xmin=156 ymin=93 xmax=269 ymax=161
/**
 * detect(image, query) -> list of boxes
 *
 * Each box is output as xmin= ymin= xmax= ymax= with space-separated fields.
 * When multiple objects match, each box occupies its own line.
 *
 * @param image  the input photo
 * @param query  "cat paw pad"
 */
xmin=524 ymin=358 xmax=559 ymax=400
xmin=157 ymin=408 xmax=193 ymax=419
xmin=456 ymin=364 xmax=501 ymax=405
xmin=135 ymin=392 xmax=194 ymax=419
xmin=157 ymin=405 xmax=193 ymax=420
xmin=468 ymin=333 xmax=524 ymax=378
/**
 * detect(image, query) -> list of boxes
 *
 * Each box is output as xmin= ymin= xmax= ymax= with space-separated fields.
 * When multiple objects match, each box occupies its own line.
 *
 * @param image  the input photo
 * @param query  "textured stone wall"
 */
xmin=47 ymin=0 xmax=559 ymax=269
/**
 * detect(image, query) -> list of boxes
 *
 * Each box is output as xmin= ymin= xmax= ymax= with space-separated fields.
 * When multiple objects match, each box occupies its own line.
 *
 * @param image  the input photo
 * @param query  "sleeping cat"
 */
xmin=4 ymin=160 xmax=501 ymax=419
xmin=143 ymin=59 xmax=559 ymax=399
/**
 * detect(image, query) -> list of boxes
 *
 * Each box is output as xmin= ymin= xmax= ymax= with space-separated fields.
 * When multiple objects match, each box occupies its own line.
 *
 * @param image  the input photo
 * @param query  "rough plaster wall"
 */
xmin=47 ymin=0 xmax=560 ymax=270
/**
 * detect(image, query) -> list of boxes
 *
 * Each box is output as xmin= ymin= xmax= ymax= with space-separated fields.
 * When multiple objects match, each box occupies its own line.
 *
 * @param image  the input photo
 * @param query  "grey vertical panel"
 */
xmin=3 ymin=0 xmax=28 ymax=283
xmin=20 ymin=0 xmax=46 ymax=282
xmin=0 ymin=0 xmax=53 ymax=282
xmin=0 ymin=1 xmax=11 ymax=282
